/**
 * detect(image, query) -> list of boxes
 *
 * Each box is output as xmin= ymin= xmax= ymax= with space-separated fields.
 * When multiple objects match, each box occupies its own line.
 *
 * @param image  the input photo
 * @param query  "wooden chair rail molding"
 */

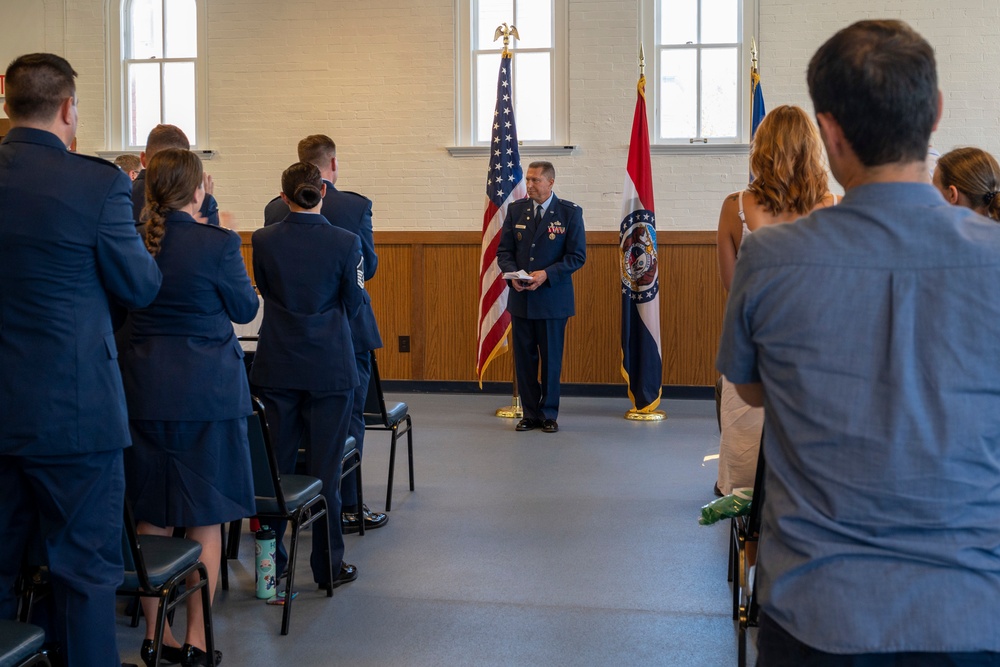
xmin=239 ymin=230 xmax=725 ymax=386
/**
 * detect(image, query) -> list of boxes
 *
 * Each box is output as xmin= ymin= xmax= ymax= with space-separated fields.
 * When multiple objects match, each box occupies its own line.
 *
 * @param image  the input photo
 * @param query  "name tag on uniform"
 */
xmin=515 ymin=224 xmax=526 ymax=229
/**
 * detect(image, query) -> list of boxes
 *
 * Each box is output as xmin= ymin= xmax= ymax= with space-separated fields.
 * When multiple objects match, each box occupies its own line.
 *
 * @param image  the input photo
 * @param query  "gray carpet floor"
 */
xmin=116 ymin=393 xmax=755 ymax=666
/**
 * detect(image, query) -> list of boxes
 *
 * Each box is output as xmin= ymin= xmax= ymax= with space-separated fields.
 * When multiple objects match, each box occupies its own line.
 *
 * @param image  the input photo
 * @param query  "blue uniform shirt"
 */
xmin=718 ymin=182 xmax=1000 ymax=653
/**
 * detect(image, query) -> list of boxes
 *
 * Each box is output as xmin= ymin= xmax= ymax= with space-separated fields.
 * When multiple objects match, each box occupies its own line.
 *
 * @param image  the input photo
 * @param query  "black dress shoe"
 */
xmin=140 ymin=639 xmax=185 ymax=666
xmin=541 ymin=419 xmax=558 ymax=433
xmin=515 ymin=418 xmax=540 ymax=431
xmin=324 ymin=561 xmax=358 ymax=589
xmin=180 ymin=644 xmax=221 ymax=667
xmin=342 ymin=504 xmax=388 ymax=533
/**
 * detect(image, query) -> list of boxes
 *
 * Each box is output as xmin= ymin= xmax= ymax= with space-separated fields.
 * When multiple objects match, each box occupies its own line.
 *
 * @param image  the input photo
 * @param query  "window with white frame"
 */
xmin=108 ymin=0 xmax=208 ymax=151
xmin=647 ymin=0 xmax=757 ymax=145
xmin=456 ymin=0 xmax=568 ymax=147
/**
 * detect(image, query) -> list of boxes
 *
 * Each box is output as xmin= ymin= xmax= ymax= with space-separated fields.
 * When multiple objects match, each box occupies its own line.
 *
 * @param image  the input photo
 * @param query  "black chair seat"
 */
xmin=365 ymin=401 xmax=407 ymax=427
xmin=122 ymin=535 xmax=202 ymax=590
xmin=0 ymin=620 xmax=44 ymax=667
xmin=255 ymin=475 xmax=322 ymax=514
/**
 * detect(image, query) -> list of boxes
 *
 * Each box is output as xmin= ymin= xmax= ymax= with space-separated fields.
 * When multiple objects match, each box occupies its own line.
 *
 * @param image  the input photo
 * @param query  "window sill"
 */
xmin=447 ymin=145 xmax=578 ymax=158
xmin=95 ymin=149 xmax=217 ymax=160
xmin=651 ymin=144 xmax=749 ymax=156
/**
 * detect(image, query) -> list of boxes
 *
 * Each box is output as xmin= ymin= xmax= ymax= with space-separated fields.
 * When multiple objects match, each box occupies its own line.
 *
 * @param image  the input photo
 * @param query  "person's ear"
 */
xmin=320 ymin=183 xmax=327 ymax=198
xmin=139 ymin=151 xmax=148 ymax=168
xmin=58 ymin=96 xmax=75 ymax=126
xmin=931 ymin=90 xmax=943 ymax=132
xmin=280 ymin=192 xmax=291 ymax=206
xmin=945 ymin=185 xmax=961 ymax=205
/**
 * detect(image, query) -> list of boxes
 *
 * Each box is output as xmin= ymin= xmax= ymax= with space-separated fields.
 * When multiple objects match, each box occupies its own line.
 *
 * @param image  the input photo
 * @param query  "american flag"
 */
xmin=476 ymin=53 xmax=525 ymax=385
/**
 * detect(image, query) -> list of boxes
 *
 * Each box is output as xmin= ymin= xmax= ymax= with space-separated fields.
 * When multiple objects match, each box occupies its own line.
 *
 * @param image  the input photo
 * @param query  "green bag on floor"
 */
xmin=699 ymin=487 xmax=753 ymax=525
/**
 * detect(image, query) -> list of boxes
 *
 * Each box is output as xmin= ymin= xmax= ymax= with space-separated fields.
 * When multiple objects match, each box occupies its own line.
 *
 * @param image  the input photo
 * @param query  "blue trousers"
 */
xmin=0 ymin=449 xmax=125 ymax=667
xmin=512 ymin=316 xmax=567 ymax=421
xmin=257 ymin=387 xmax=352 ymax=585
xmin=339 ymin=348 xmax=371 ymax=510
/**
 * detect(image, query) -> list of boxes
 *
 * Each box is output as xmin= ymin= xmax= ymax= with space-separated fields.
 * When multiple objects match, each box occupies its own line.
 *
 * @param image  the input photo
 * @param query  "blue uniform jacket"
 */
xmin=264 ymin=182 xmax=382 ymax=352
xmin=0 ymin=127 xmax=163 ymax=455
xmin=250 ymin=212 xmax=364 ymax=392
xmin=496 ymin=194 xmax=587 ymax=320
xmin=119 ymin=212 xmax=259 ymax=421
xmin=133 ymin=169 xmax=220 ymax=227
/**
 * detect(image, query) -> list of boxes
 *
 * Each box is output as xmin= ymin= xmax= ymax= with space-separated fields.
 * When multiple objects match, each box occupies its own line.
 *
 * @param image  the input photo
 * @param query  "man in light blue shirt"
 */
xmin=718 ymin=20 xmax=1000 ymax=664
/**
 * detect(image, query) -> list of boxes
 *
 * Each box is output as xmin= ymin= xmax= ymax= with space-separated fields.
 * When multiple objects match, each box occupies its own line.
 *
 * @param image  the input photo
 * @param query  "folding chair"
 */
xmin=363 ymin=350 xmax=414 ymax=511
xmin=118 ymin=501 xmax=215 ymax=666
xmin=247 ymin=396 xmax=333 ymax=635
xmin=729 ymin=435 xmax=766 ymax=667
xmin=0 ymin=620 xmax=50 ymax=667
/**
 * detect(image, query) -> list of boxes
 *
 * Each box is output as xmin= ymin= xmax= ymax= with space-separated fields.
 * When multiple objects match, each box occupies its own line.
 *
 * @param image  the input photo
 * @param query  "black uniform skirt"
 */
xmin=125 ymin=417 xmax=256 ymax=527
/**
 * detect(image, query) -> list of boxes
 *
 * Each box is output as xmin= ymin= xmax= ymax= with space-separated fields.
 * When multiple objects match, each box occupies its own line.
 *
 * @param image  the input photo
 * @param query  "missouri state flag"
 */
xmin=619 ymin=74 xmax=663 ymax=413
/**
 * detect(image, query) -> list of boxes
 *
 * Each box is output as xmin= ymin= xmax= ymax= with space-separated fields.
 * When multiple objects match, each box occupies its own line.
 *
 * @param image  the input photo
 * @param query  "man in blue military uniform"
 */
xmin=497 ymin=161 xmax=586 ymax=433
xmin=132 ymin=123 xmax=221 ymax=227
xmin=0 ymin=53 xmax=162 ymax=666
xmin=264 ymin=135 xmax=386 ymax=532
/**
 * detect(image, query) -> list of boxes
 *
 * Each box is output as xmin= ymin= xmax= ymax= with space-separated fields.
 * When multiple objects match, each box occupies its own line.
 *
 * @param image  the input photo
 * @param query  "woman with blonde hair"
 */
xmin=716 ymin=105 xmax=838 ymax=495
xmin=933 ymin=146 xmax=1000 ymax=221
xmin=120 ymin=148 xmax=259 ymax=666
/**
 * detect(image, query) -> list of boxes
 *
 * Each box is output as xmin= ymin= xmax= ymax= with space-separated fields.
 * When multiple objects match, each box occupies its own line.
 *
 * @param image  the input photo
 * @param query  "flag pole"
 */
xmin=622 ymin=44 xmax=666 ymax=422
xmin=489 ymin=22 xmax=523 ymax=420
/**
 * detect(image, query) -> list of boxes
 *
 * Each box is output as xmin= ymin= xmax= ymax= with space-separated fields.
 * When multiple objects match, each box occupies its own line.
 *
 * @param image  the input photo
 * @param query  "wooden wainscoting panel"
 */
xmin=562 ymin=244 xmax=624 ymax=384
xmin=367 ymin=245 xmax=413 ymax=380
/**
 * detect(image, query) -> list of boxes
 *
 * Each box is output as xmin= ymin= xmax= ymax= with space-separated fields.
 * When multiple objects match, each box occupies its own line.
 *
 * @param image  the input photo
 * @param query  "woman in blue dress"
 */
xmin=120 ymin=148 xmax=259 ymax=666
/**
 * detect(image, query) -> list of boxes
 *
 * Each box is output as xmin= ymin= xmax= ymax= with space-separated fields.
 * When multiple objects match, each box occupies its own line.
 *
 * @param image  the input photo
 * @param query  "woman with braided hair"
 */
xmin=933 ymin=147 xmax=1000 ymax=222
xmin=120 ymin=148 xmax=259 ymax=666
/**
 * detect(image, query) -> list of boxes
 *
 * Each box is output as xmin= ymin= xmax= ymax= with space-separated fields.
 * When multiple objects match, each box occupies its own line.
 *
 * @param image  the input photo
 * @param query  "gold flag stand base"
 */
xmin=495 ymin=395 xmax=523 ymax=419
xmin=624 ymin=409 xmax=667 ymax=421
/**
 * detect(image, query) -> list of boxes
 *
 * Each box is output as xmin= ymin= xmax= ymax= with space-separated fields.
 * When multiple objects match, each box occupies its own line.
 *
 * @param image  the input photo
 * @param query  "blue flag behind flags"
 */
xmin=751 ymin=69 xmax=766 ymax=139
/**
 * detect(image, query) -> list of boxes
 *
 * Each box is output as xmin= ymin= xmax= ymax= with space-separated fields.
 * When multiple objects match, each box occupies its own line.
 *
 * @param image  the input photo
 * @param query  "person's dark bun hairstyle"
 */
xmin=281 ymin=162 xmax=324 ymax=209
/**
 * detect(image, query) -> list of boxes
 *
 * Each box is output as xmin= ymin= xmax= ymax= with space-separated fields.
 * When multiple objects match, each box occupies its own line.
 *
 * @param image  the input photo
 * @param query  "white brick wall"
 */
xmin=2 ymin=0 xmax=999 ymax=231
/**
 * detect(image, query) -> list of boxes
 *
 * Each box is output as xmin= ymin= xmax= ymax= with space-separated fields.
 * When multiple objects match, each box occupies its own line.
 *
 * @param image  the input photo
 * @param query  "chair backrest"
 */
xmin=122 ymin=500 xmax=152 ymax=591
xmin=363 ymin=350 xmax=389 ymax=424
xmin=248 ymin=395 xmax=287 ymax=514
xmin=747 ymin=432 xmax=766 ymax=540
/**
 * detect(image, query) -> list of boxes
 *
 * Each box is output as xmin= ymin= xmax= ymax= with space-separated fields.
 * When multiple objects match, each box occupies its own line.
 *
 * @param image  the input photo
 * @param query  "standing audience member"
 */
xmin=718 ymin=20 xmax=1000 ymax=664
xmin=0 ymin=53 xmax=162 ymax=666
xmin=251 ymin=162 xmax=365 ymax=590
xmin=496 ymin=161 xmax=586 ymax=434
xmin=932 ymin=146 xmax=1000 ymax=221
xmin=263 ymin=134 xmax=386 ymax=532
xmin=133 ymin=124 xmax=220 ymax=227
xmin=115 ymin=153 xmax=141 ymax=181
xmin=715 ymin=105 xmax=837 ymax=496
xmin=119 ymin=148 xmax=258 ymax=667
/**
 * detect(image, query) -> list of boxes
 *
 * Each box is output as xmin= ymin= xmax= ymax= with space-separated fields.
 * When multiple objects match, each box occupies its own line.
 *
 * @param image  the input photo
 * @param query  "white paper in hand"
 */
xmin=502 ymin=270 xmax=534 ymax=281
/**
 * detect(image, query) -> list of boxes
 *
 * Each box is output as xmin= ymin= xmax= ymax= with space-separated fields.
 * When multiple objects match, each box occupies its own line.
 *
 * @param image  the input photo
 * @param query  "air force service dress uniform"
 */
xmin=119 ymin=212 xmax=260 ymax=528
xmin=0 ymin=127 xmax=163 ymax=665
xmin=496 ymin=194 xmax=587 ymax=423
xmin=250 ymin=211 xmax=365 ymax=584
xmin=265 ymin=183 xmax=382 ymax=513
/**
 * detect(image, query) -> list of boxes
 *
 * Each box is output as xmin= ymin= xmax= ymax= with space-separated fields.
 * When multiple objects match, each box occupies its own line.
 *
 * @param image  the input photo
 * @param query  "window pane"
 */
xmin=660 ymin=0 xmax=697 ymax=46
xmin=476 ymin=0 xmax=513 ymax=50
xmin=701 ymin=47 xmax=737 ymax=137
xmin=163 ymin=62 xmax=196 ymax=144
xmin=165 ymin=0 xmax=198 ymax=58
xmin=513 ymin=0 xmax=551 ymax=49
xmin=513 ymin=52 xmax=551 ymax=141
xmin=660 ymin=49 xmax=697 ymax=139
xmin=475 ymin=52 xmax=503 ymax=143
xmin=128 ymin=62 xmax=161 ymax=146
xmin=130 ymin=0 xmax=163 ymax=59
xmin=701 ymin=0 xmax=738 ymax=44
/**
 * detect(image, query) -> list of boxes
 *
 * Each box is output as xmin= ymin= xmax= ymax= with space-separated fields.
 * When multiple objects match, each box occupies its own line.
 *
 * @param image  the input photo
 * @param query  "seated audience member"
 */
xmin=133 ymin=124 xmax=220 ymax=227
xmin=933 ymin=146 xmax=1000 ymax=221
xmin=0 ymin=52 xmax=162 ymax=667
xmin=250 ymin=162 xmax=364 ymax=591
xmin=715 ymin=104 xmax=837 ymax=496
xmin=114 ymin=152 xmax=141 ymax=181
xmin=119 ymin=148 xmax=258 ymax=667
xmin=718 ymin=20 xmax=1000 ymax=664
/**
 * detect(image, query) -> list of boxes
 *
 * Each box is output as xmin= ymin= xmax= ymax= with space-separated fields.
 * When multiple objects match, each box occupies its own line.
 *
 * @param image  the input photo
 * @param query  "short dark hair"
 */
xmin=4 ymin=53 xmax=77 ymax=123
xmin=282 ymin=162 xmax=324 ymax=209
xmin=145 ymin=124 xmax=190 ymax=156
xmin=298 ymin=135 xmax=336 ymax=169
xmin=528 ymin=161 xmax=555 ymax=180
xmin=114 ymin=154 xmax=141 ymax=173
xmin=807 ymin=20 xmax=937 ymax=167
